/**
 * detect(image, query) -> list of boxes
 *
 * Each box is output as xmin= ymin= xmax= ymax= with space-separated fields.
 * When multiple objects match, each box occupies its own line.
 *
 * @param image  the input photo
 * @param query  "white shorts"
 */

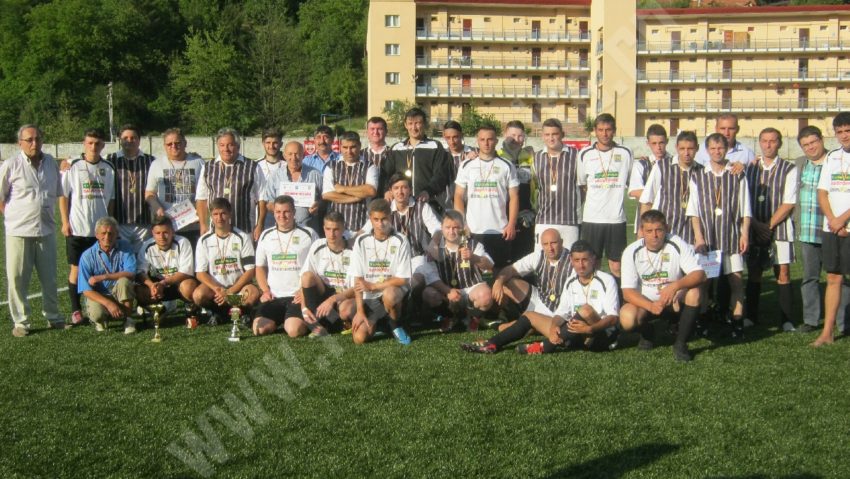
xmin=722 ymin=253 xmax=745 ymax=274
xmin=525 ymin=287 xmax=556 ymax=316
xmin=118 ymin=224 xmax=151 ymax=252
xmin=534 ymin=224 xmax=580 ymax=251
xmin=773 ymin=241 xmax=794 ymax=265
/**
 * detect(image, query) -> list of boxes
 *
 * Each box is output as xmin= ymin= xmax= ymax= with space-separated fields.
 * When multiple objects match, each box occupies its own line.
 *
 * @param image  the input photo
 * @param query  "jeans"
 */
xmin=801 ymin=242 xmax=849 ymax=330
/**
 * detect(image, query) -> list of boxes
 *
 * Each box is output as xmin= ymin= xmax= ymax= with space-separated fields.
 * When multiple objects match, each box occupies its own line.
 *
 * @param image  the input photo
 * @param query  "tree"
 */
xmin=459 ymin=104 xmax=501 ymax=136
xmin=382 ymin=99 xmax=419 ymax=137
xmin=171 ymin=28 xmax=256 ymax=134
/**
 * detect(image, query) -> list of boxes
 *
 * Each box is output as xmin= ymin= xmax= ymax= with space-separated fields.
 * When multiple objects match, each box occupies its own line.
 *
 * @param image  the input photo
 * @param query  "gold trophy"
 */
xmin=148 ymin=303 xmax=165 ymax=343
xmin=226 ymin=294 xmax=245 ymax=342
xmin=458 ymin=232 xmax=471 ymax=269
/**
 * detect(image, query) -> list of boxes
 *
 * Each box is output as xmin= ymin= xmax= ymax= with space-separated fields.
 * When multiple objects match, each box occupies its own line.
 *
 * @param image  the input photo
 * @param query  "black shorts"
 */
xmin=66 ymin=236 xmax=97 ymax=265
xmin=253 ymin=297 xmax=304 ymax=325
xmin=160 ymin=283 xmax=185 ymax=301
xmin=823 ymin=232 xmax=850 ymax=274
xmin=473 ymin=233 xmax=511 ymax=269
xmin=581 ymin=222 xmax=627 ymax=262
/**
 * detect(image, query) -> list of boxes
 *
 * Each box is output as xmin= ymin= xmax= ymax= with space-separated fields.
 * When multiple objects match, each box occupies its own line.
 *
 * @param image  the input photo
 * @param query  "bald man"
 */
xmin=261 ymin=141 xmax=324 ymax=233
xmin=491 ymin=228 xmax=572 ymax=326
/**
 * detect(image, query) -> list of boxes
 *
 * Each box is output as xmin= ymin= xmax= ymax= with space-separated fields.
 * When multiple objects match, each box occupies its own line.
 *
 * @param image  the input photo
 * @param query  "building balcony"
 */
xmin=415 ymin=28 xmax=590 ymax=44
xmin=415 ymin=56 xmax=590 ymax=72
xmin=636 ymin=68 xmax=850 ymax=84
xmin=637 ymin=98 xmax=848 ymax=113
xmin=637 ymin=37 xmax=849 ymax=55
xmin=416 ymin=85 xmax=590 ymax=100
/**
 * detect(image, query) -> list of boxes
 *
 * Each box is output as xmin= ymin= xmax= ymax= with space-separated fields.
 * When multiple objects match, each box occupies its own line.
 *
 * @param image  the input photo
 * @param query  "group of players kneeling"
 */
xmin=86 ymin=169 xmax=704 ymax=362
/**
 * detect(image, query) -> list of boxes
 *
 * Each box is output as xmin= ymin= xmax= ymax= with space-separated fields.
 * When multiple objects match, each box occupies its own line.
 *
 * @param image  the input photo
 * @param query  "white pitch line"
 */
xmin=0 ymin=287 xmax=69 ymax=306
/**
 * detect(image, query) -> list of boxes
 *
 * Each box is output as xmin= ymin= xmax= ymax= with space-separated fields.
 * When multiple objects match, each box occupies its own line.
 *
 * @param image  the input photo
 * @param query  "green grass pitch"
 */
xmin=0 ymin=202 xmax=849 ymax=478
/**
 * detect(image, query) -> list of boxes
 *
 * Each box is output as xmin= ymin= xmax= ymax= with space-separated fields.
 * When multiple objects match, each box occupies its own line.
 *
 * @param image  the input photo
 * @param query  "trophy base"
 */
xmin=151 ymin=337 xmax=162 ymax=343
xmin=228 ymin=336 xmax=241 ymax=342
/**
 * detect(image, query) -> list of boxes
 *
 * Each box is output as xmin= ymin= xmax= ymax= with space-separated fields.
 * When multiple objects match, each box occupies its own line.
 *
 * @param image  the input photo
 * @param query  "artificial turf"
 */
xmin=0 ymin=207 xmax=848 ymax=478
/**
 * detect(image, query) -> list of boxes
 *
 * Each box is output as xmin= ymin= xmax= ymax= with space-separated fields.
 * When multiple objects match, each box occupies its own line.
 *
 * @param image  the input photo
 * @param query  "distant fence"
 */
xmin=0 ymin=135 xmax=830 ymax=161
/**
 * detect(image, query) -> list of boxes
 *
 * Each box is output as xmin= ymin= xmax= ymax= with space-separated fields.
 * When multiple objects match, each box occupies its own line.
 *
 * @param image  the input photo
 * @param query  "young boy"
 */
xmin=348 ymin=199 xmax=413 ymax=345
xmin=135 ymin=215 xmax=198 ymax=307
xmin=322 ymin=131 xmax=379 ymax=236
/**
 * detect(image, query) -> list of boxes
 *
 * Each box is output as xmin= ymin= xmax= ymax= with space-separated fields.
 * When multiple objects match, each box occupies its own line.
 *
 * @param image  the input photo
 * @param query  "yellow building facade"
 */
xmin=367 ymin=1 xmax=850 ymax=137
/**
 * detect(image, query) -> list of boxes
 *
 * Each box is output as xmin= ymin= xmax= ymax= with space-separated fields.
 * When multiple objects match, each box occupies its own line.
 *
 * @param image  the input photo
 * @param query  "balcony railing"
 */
xmin=415 ymin=56 xmax=590 ymax=71
xmin=416 ymin=85 xmax=590 ymax=99
xmin=637 ymin=37 xmax=848 ymax=54
xmin=416 ymin=28 xmax=590 ymax=43
xmin=636 ymin=68 xmax=850 ymax=83
xmin=637 ymin=98 xmax=848 ymax=113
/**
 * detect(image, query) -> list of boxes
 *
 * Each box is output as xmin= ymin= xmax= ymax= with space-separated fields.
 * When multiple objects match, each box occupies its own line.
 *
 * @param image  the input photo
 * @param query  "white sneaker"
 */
xmin=124 ymin=319 xmax=136 ymax=335
xmin=782 ymin=321 xmax=797 ymax=332
xmin=93 ymin=321 xmax=106 ymax=332
xmin=743 ymin=318 xmax=755 ymax=328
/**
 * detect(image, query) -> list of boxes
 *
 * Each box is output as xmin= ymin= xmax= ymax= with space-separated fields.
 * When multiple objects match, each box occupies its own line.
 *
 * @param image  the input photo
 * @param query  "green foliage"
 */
xmin=0 ymin=0 xmax=370 ymax=140
xmin=171 ymin=28 xmax=256 ymax=134
xmin=636 ymin=0 xmax=690 ymax=7
xmin=382 ymin=99 xmax=419 ymax=137
xmin=459 ymin=104 xmax=501 ymax=135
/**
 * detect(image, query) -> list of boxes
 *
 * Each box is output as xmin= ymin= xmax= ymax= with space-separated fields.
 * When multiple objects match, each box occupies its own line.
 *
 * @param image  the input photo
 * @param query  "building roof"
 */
xmin=638 ymin=5 xmax=850 ymax=17
xmin=417 ymin=0 xmax=590 ymax=5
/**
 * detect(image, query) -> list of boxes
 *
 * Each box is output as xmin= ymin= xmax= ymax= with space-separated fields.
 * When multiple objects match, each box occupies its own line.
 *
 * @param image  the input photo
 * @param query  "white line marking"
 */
xmin=0 ymin=287 xmax=69 ymax=306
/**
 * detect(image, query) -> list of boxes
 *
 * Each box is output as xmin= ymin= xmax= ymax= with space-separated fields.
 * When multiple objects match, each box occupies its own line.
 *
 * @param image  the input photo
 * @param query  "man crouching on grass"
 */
xmin=135 ymin=215 xmax=198 ymax=308
xmin=461 ymin=240 xmax=619 ymax=354
xmin=78 ymin=216 xmax=137 ymax=334
xmin=349 ymin=199 xmax=413 ymax=345
xmin=619 ymin=210 xmax=706 ymax=362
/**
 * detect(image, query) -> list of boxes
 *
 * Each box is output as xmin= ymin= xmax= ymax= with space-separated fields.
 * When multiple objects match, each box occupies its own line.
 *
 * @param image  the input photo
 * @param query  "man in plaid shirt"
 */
xmin=797 ymin=126 xmax=848 ymax=334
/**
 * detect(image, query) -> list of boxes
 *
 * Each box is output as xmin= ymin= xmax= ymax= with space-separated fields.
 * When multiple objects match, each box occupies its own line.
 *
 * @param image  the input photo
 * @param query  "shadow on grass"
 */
xmin=706 ymin=474 xmax=822 ymax=479
xmin=543 ymin=442 xmax=680 ymax=478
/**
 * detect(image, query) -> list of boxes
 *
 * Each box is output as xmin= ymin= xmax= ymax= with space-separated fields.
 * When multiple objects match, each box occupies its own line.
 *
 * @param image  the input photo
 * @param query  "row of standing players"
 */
xmin=5 ymin=109 xmax=850 ymax=357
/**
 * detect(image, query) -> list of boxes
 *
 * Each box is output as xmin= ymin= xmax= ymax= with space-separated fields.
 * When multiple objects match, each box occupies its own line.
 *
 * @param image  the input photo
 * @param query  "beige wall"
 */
xmin=369 ymin=1 xmax=849 ymax=137
xmin=367 ymin=0 xmax=418 ymax=117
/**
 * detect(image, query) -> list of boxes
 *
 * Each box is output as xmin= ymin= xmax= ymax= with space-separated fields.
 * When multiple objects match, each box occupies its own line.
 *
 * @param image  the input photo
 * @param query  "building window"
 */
xmin=385 ymin=72 xmax=400 ymax=84
xmin=385 ymin=15 xmax=400 ymax=27
xmin=484 ymin=17 xmax=491 ymax=22
xmin=385 ymin=100 xmax=397 ymax=111
xmin=385 ymin=44 xmax=400 ymax=56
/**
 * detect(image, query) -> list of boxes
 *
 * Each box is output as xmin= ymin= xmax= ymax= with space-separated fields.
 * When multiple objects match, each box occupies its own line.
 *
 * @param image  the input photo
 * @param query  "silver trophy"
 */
xmin=226 ymin=294 xmax=245 ymax=342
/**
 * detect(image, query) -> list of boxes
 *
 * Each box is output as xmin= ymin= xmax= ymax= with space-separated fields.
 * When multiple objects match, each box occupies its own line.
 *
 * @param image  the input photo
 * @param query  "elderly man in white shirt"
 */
xmin=0 ymin=125 xmax=65 ymax=336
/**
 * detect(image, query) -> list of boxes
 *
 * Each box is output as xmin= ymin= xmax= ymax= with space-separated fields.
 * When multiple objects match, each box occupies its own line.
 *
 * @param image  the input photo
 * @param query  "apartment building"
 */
xmin=367 ymin=1 xmax=850 ymax=137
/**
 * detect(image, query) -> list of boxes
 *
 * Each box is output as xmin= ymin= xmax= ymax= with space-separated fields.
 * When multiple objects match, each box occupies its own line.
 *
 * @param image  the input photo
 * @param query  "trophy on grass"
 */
xmin=148 ymin=303 xmax=166 ymax=343
xmin=226 ymin=293 xmax=246 ymax=342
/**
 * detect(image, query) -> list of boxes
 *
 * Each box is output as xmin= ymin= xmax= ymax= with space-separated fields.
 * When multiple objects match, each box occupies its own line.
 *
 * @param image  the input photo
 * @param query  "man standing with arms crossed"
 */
xmin=0 ymin=125 xmax=65 ymax=336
